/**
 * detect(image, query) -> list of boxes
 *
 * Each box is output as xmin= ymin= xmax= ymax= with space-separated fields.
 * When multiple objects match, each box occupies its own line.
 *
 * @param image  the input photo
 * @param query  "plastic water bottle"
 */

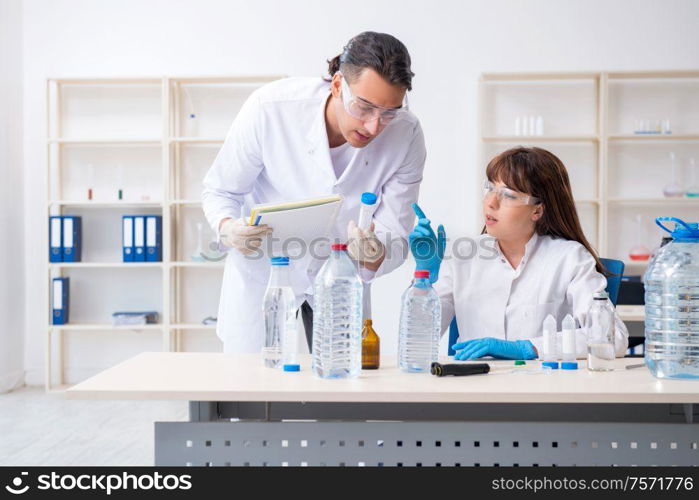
xmin=262 ymin=257 xmax=296 ymax=369
xmin=312 ymin=243 xmax=363 ymax=379
xmin=644 ymin=217 xmax=699 ymax=379
xmin=585 ymin=291 xmax=616 ymax=371
xmin=398 ymin=270 xmax=441 ymax=373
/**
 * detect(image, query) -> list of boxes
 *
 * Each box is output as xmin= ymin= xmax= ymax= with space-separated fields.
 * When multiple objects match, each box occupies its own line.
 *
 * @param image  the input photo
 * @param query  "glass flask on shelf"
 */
xmin=662 ymin=152 xmax=685 ymax=198
xmin=628 ymin=214 xmax=651 ymax=262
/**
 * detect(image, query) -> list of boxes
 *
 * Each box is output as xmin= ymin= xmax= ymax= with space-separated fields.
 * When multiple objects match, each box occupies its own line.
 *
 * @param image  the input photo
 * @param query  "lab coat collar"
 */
xmin=494 ymin=231 xmax=540 ymax=273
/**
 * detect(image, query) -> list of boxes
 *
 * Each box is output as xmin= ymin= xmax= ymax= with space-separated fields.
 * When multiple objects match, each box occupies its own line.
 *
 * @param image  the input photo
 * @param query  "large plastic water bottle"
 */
xmin=312 ymin=243 xmax=363 ymax=379
xmin=398 ymin=270 xmax=441 ymax=372
xmin=644 ymin=217 xmax=699 ymax=379
xmin=262 ymin=257 xmax=296 ymax=369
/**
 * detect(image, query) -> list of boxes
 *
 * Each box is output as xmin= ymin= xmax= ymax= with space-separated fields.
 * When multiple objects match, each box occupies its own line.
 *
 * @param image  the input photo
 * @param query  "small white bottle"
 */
xmin=561 ymin=314 xmax=578 ymax=370
xmin=541 ymin=314 xmax=559 ymax=369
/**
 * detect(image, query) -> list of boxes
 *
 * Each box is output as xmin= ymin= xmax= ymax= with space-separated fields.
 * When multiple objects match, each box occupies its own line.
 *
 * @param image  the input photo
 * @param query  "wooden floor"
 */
xmin=0 ymin=386 xmax=188 ymax=466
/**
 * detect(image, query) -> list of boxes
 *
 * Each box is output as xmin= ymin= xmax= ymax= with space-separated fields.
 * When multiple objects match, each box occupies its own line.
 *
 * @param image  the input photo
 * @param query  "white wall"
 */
xmin=21 ymin=0 xmax=699 ymax=385
xmin=0 ymin=0 xmax=25 ymax=392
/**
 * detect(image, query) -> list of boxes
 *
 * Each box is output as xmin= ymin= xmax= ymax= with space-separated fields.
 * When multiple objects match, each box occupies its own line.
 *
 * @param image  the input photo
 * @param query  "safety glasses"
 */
xmin=339 ymin=73 xmax=408 ymax=126
xmin=483 ymin=180 xmax=541 ymax=207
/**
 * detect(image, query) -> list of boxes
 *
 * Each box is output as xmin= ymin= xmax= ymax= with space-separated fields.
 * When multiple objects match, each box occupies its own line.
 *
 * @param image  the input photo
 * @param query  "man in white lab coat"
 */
xmin=202 ymin=32 xmax=426 ymax=353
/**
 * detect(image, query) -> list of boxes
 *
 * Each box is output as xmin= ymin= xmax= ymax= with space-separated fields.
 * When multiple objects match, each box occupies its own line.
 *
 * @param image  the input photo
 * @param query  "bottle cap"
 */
xmin=283 ymin=364 xmax=300 ymax=372
xmin=331 ymin=243 xmax=348 ymax=251
xmin=514 ymin=360 xmax=526 ymax=366
xmin=593 ymin=291 xmax=609 ymax=300
xmin=361 ymin=192 xmax=378 ymax=205
xmin=561 ymin=361 xmax=579 ymax=370
xmin=542 ymin=361 xmax=559 ymax=370
xmin=415 ymin=270 xmax=430 ymax=279
xmin=270 ymin=257 xmax=289 ymax=266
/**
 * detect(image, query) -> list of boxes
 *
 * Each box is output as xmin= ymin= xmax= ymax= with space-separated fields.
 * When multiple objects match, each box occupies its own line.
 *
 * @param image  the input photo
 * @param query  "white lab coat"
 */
xmin=434 ymin=232 xmax=629 ymax=358
xmin=202 ymin=77 xmax=426 ymax=353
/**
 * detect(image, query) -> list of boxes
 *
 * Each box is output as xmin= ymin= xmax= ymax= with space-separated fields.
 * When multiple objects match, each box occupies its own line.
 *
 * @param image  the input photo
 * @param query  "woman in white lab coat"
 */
xmin=202 ymin=32 xmax=426 ymax=353
xmin=410 ymin=147 xmax=628 ymax=360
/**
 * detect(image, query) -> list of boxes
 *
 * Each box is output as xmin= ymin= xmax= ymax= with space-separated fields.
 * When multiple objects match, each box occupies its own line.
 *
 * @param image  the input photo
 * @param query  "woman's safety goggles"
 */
xmin=483 ymin=180 xmax=541 ymax=207
xmin=339 ymin=72 xmax=408 ymax=126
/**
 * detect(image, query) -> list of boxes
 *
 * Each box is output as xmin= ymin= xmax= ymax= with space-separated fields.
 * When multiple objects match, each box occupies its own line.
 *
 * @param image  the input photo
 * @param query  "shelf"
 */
xmin=50 ymin=262 xmax=163 ymax=269
xmin=623 ymin=260 xmax=650 ymax=271
xmin=616 ymin=305 xmax=645 ymax=322
xmin=575 ymin=199 xmax=600 ymax=205
xmin=482 ymin=135 xmax=598 ymax=143
xmin=170 ymin=261 xmax=225 ymax=268
xmin=607 ymin=198 xmax=699 ymax=205
xmin=49 ymin=324 xmax=165 ymax=331
xmin=49 ymin=200 xmax=163 ymax=207
xmin=170 ymin=137 xmax=225 ymax=143
xmin=608 ymin=134 xmax=699 ymax=142
xmin=48 ymin=138 xmax=162 ymax=145
xmin=170 ymin=324 xmax=217 ymax=330
xmin=171 ymin=200 xmax=202 ymax=206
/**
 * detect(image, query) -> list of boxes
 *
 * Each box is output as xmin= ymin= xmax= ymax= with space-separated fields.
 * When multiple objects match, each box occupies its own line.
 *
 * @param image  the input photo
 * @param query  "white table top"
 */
xmin=65 ymin=353 xmax=699 ymax=404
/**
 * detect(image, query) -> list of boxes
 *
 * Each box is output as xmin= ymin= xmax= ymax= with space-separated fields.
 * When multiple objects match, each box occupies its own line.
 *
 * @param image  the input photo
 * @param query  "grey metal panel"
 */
xmin=213 ymin=401 xmax=696 ymax=423
xmin=155 ymin=421 xmax=699 ymax=467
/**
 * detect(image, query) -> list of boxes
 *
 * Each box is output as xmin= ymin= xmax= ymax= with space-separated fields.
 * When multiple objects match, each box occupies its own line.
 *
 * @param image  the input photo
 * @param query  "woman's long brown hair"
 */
xmin=484 ymin=147 xmax=606 ymax=275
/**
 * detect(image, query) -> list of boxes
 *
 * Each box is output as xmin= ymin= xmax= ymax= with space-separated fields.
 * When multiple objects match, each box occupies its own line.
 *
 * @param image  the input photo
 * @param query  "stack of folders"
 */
xmin=49 ymin=216 xmax=82 ymax=262
xmin=51 ymin=277 xmax=70 ymax=325
xmin=122 ymin=215 xmax=162 ymax=262
xmin=112 ymin=311 xmax=159 ymax=326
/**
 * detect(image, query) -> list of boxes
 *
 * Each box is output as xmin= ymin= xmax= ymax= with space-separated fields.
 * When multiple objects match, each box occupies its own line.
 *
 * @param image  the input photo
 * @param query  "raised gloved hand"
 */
xmin=347 ymin=220 xmax=385 ymax=265
xmin=409 ymin=203 xmax=446 ymax=283
xmin=452 ymin=338 xmax=537 ymax=361
xmin=219 ymin=217 xmax=272 ymax=255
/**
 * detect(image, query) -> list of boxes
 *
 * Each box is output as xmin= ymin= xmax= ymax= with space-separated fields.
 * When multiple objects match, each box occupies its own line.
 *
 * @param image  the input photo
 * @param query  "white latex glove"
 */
xmin=219 ymin=217 xmax=272 ymax=255
xmin=347 ymin=220 xmax=385 ymax=265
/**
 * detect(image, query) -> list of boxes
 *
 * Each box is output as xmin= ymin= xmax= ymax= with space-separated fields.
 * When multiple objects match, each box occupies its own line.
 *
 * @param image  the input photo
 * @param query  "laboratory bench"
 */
xmin=66 ymin=353 xmax=699 ymax=467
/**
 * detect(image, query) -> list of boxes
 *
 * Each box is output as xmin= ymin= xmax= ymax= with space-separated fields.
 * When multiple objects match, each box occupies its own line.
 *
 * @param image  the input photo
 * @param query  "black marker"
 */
xmin=430 ymin=362 xmax=490 ymax=377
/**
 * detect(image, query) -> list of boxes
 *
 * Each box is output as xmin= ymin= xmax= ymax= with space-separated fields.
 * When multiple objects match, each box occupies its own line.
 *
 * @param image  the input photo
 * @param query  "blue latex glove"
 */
xmin=452 ymin=338 xmax=537 ymax=361
xmin=408 ymin=203 xmax=446 ymax=283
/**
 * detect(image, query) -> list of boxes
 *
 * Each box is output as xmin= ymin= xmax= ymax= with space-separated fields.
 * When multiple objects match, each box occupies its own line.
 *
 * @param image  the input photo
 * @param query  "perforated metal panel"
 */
xmin=155 ymin=421 xmax=699 ymax=466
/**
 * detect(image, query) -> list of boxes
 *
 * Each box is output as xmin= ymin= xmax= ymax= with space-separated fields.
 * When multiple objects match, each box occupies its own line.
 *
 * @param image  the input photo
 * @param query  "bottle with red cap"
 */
xmin=312 ymin=243 xmax=363 ymax=379
xmin=398 ymin=270 xmax=441 ymax=372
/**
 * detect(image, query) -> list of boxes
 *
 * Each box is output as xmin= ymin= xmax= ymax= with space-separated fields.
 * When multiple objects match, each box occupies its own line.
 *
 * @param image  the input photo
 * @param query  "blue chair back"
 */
xmin=446 ymin=257 xmax=625 ymax=356
xmin=600 ymin=258 xmax=624 ymax=307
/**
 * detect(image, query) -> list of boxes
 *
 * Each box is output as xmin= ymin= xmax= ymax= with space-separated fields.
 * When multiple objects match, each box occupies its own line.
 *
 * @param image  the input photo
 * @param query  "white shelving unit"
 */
xmin=479 ymin=70 xmax=699 ymax=324
xmin=45 ymin=75 xmax=283 ymax=390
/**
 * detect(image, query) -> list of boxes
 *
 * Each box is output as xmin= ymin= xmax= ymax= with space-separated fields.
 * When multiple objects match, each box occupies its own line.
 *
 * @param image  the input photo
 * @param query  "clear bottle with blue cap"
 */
xmin=262 ymin=257 xmax=297 ymax=369
xmin=644 ymin=217 xmax=699 ymax=379
xmin=358 ymin=192 xmax=378 ymax=230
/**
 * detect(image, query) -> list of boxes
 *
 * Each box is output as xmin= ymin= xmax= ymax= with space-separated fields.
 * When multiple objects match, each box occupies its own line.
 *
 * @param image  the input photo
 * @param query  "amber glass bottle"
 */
xmin=361 ymin=319 xmax=380 ymax=369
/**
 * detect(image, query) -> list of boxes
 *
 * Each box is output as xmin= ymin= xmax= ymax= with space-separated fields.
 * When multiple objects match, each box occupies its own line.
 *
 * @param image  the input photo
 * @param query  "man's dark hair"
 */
xmin=327 ymin=32 xmax=414 ymax=91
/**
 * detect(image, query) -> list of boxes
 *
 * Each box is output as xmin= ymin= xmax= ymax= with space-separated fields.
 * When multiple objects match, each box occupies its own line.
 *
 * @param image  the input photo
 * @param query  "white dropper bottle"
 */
xmin=561 ymin=314 xmax=578 ymax=370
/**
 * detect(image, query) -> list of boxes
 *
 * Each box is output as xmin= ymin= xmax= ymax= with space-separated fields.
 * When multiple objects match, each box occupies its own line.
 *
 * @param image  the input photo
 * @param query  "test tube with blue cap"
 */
xmin=541 ymin=314 xmax=559 ymax=369
xmin=561 ymin=314 xmax=578 ymax=370
xmin=358 ymin=192 xmax=378 ymax=230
